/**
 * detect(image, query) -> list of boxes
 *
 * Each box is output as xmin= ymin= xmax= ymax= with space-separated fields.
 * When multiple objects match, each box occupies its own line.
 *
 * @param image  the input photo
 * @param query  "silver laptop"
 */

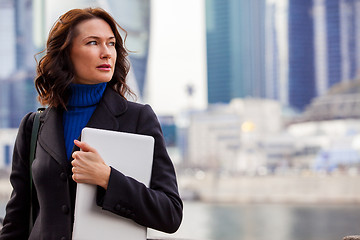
xmin=72 ymin=127 xmax=154 ymax=240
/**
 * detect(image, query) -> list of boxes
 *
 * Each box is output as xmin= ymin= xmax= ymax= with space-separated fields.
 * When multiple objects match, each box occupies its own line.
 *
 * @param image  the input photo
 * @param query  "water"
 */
xmin=148 ymin=201 xmax=360 ymax=240
xmin=1 ymin=199 xmax=359 ymax=240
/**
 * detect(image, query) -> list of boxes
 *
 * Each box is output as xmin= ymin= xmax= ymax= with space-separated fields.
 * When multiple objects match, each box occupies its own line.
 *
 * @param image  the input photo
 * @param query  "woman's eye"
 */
xmin=109 ymin=42 xmax=116 ymax=46
xmin=87 ymin=41 xmax=97 ymax=45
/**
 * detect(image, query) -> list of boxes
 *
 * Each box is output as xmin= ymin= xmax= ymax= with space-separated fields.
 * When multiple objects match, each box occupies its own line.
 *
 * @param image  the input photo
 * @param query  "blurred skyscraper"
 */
xmin=269 ymin=0 xmax=360 ymax=112
xmin=265 ymin=0 xmax=289 ymax=107
xmin=0 ymin=0 xmax=37 ymax=128
xmin=206 ymin=0 xmax=266 ymax=104
xmin=315 ymin=0 xmax=360 ymax=92
xmin=265 ymin=3 xmax=280 ymax=102
xmin=0 ymin=0 xmax=16 ymax=79
xmin=288 ymin=0 xmax=316 ymax=111
xmin=14 ymin=0 xmax=35 ymax=71
xmin=207 ymin=0 xmax=360 ymax=112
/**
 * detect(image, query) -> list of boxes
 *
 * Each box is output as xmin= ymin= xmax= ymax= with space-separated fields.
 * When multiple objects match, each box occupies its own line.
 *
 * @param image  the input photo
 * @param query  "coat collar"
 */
xmin=37 ymin=86 xmax=128 ymax=166
xmin=86 ymin=86 xmax=128 ymax=130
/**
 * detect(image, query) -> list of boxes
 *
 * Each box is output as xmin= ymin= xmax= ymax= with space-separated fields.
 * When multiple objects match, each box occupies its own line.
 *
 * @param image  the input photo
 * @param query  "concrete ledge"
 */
xmin=179 ymin=174 xmax=360 ymax=204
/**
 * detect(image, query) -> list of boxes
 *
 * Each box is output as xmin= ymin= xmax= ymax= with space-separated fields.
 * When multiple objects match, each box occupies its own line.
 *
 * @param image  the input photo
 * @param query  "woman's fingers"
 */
xmin=70 ymin=144 xmax=110 ymax=188
xmin=74 ymin=139 xmax=97 ymax=153
xmin=72 ymin=151 xmax=77 ymax=161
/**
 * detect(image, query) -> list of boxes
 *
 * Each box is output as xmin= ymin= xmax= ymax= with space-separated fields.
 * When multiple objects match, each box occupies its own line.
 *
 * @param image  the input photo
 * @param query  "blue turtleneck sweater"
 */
xmin=63 ymin=82 xmax=107 ymax=160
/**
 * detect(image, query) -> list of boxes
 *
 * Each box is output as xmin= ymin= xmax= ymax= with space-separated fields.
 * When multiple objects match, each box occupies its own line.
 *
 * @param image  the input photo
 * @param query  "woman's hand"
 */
xmin=71 ymin=139 xmax=111 ymax=189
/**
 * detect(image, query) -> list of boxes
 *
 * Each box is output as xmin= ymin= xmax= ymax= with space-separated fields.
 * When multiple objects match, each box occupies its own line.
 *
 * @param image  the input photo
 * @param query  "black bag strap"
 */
xmin=29 ymin=108 xmax=45 ymax=234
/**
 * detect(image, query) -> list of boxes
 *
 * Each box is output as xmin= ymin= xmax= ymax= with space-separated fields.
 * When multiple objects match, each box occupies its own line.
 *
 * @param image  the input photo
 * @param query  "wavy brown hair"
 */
xmin=35 ymin=7 xmax=134 ymax=108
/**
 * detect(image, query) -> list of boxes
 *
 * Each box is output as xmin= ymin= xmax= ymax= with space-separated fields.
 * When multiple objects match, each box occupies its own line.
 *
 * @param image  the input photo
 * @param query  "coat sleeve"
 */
xmin=0 ymin=112 xmax=34 ymax=240
xmin=97 ymin=104 xmax=183 ymax=233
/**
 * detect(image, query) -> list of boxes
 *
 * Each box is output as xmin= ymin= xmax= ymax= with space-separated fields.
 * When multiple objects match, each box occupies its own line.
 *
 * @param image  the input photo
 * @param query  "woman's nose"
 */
xmin=100 ymin=45 xmax=112 ymax=59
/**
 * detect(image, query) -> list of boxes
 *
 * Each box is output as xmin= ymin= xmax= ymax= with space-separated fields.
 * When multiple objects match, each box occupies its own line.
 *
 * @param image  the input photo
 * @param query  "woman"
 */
xmin=0 ymin=8 xmax=183 ymax=240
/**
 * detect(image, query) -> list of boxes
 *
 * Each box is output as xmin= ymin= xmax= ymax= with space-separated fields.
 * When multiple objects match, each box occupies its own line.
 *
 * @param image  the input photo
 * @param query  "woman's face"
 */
xmin=70 ymin=18 xmax=117 ymax=85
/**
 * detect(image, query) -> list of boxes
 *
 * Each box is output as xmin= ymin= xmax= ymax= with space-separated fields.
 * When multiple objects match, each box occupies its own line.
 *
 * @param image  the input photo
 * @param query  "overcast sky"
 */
xmin=145 ymin=0 xmax=207 ymax=116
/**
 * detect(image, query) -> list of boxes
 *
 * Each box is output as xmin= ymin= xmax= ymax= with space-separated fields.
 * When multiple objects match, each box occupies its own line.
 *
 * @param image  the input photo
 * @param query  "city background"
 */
xmin=0 ymin=0 xmax=360 ymax=240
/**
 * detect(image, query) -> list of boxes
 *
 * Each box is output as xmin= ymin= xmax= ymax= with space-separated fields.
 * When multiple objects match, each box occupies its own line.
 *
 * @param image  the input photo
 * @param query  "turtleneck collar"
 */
xmin=67 ymin=82 xmax=107 ymax=107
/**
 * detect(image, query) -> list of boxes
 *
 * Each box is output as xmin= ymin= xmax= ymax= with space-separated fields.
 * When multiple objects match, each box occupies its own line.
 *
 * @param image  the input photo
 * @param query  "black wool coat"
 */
xmin=0 ymin=86 xmax=183 ymax=240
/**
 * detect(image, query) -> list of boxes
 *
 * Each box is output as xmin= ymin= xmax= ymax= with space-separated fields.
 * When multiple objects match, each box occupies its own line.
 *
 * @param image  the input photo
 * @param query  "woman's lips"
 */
xmin=96 ymin=64 xmax=111 ymax=71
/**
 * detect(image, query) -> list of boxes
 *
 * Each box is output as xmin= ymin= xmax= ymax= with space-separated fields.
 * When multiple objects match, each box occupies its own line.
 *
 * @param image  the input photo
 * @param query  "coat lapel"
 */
xmin=37 ymin=107 xmax=67 ymax=167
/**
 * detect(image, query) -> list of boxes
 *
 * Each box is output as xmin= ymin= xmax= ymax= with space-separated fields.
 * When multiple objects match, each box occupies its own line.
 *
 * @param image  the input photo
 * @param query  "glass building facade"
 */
xmin=326 ymin=0 xmax=342 ymax=87
xmin=265 ymin=3 xmax=280 ymax=101
xmin=314 ymin=0 xmax=360 ymax=99
xmin=265 ymin=0 xmax=290 ymax=108
xmin=206 ymin=0 xmax=232 ymax=104
xmin=288 ymin=0 xmax=315 ymax=111
xmin=330 ymin=0 xmax=360 ymax=84
xmin=207 ymin=0 xmax=360 ymax=112
xmin=206 ymin=0 xmax=266 ymax=104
